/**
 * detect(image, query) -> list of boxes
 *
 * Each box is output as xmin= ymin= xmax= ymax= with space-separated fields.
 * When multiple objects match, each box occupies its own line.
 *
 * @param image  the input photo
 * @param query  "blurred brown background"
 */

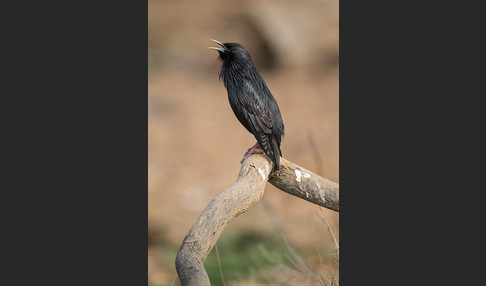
xmin=148 ymin=0 xmax=338 ymax=284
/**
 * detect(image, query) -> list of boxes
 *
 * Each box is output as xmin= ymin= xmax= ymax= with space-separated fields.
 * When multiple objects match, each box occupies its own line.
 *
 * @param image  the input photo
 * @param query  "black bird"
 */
xmin=209 ymin=39 xmax=285 ymax=169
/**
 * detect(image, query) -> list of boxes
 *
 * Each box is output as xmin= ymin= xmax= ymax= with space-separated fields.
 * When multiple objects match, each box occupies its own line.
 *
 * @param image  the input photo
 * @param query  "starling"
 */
xmin=209 ymin=39 xmax=285 ymax=169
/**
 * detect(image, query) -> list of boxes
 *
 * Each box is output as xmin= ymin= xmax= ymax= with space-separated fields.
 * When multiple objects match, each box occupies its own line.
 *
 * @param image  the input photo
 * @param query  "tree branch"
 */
xmin=175 ymin=154 xmax=339 ymax=285
xmin=269 ymin=157 xmax=339 ymax=212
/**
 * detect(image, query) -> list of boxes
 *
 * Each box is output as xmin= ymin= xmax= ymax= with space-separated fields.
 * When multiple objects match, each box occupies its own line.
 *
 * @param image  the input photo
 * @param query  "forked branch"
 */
xmin=175 ymin=154 xmax=339 ymax=285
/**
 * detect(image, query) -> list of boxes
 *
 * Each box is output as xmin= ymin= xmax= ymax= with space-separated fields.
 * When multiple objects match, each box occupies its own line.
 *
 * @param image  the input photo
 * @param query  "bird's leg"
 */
xmin=241 ymin=142 xmax=264 ymax=163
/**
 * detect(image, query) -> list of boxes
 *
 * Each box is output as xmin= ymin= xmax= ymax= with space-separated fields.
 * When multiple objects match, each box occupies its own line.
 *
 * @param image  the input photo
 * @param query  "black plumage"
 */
xmin=209 ymin=40 xmax=285 ymax=169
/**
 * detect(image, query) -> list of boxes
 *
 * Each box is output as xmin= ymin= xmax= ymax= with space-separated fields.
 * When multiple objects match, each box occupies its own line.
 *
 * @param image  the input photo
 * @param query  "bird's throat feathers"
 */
xmin=219 ymin=57 xmax=257 ymax=89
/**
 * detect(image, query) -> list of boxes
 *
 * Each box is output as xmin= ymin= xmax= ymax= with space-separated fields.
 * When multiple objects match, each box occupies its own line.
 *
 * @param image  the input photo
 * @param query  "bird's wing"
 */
xmin=239 ymin=80 xmax=273 ymax=135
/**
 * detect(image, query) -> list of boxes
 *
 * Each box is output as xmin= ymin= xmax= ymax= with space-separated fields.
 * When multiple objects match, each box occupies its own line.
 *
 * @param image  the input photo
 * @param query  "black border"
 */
xmin=3 ymin=1 xmax=148 ymax=284
xmin=340 ymin=1 xmax=480 ymax=284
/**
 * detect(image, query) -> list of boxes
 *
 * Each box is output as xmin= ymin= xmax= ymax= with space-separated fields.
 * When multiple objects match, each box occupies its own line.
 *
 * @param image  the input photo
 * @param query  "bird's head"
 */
xmin=208 ymin=39 xmax=252 ymax=63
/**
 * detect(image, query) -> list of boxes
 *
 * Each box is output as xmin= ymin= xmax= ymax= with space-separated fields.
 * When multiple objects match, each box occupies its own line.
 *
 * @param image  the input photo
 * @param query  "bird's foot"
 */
xmin=241 ymin=142 xmax=264 ymax=163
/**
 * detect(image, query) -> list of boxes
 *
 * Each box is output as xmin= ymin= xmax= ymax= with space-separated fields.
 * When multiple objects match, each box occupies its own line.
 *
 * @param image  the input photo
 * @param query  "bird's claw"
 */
xmin=240 ymin=144 xmax=264 ymax=163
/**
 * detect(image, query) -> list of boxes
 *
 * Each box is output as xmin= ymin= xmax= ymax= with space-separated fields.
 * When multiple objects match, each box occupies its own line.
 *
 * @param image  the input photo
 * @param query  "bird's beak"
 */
xmin=208 ymin=39 xmax=227 ymax=52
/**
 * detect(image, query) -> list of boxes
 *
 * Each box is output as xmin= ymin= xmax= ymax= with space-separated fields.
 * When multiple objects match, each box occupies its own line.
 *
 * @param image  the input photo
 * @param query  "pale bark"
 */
xmin=175 ymin=154 xmax=339 ymax=285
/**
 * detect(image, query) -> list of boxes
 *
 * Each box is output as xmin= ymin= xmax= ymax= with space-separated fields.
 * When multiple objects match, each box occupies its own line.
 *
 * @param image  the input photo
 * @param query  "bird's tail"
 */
xmin=271 ymin=137 xmax=281 ymax=170
xmin=258 ymin=134 xmax=281 ymax=170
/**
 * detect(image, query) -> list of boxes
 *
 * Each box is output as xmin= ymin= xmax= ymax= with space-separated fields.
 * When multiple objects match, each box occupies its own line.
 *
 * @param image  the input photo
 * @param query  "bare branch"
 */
xmin=175 ymin=155 xmax=270 ymax=285
xmin=175 ymin=154 xmax=339 ymax=285
xmin=269 ymin=157 xmax=339 ymax=212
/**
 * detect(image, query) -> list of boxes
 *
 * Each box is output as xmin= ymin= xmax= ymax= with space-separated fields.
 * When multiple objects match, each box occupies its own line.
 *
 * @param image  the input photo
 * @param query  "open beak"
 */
xmin=208 ymin=39 xmax=227 ymax=52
